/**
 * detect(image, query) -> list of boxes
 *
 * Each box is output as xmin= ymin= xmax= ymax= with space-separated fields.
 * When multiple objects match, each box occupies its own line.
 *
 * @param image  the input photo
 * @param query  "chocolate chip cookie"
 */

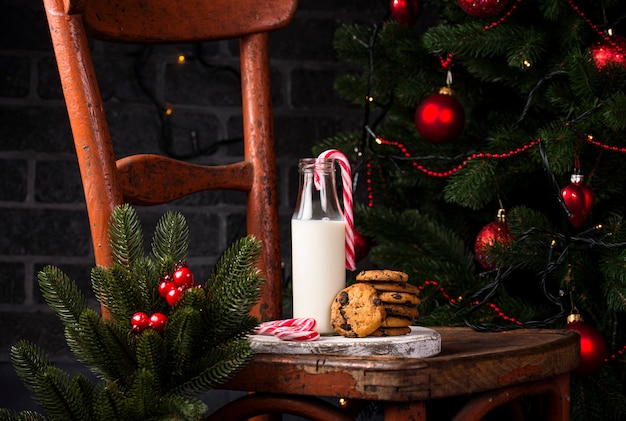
xmin=330 ymin=283 xmax=386 ymax=338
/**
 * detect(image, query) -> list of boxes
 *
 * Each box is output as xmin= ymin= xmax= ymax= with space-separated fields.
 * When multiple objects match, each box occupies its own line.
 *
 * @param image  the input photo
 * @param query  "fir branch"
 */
xmin=134 ymin=329 xmax=166 ymax=388
xmin=165 ymin=306 xmax=203 ymax=377
xmin=10 ymin=341 xmax=53 ymax=397
xmin=154 ymin=394 xmax=207 ymax=420
xmin=206 ymin=236 xmax=263 ymax=342
xmin=108 ymin=204 xmax=144 ymax=270
xmin=0 ymin=410 xmax=49 ymax=420
xmin=37 ymin=266 xmax=87 ymax=332
xmin=30 ymin=366 xmax=91 ymax=421
xmin=93 ymin=264 xmax=140 ymax=322
xmin=126 ymin=369 xmax=159 ymax=420
xmin=151 ymin=211 xmax=189 ymax=266
xmin=72 ymin=309 xmax=137 ymax=383
xmin=91 ymin=382 xmax=128 ymax=421
xmin=171 ymin=339 xmax=253 ymax=395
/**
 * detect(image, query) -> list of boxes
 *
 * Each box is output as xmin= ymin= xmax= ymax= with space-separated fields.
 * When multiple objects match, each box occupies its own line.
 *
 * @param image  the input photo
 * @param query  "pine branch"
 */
xmin=171 ymin=339 xmax=253 ymax=395
xmin=0 ymin=410 xmax=49 ymax=420
xmin=108 ymin=204 xmax=144 ymax=270
xmin=71 ymin=309 xmax=137 ymax=383
xmin=151 ymin=211 xmax=189 ymax=266
xmin=206 ymin=236 xmax=263 ymax=342
xmin=37 ymin=266 xmax=87 ymax=333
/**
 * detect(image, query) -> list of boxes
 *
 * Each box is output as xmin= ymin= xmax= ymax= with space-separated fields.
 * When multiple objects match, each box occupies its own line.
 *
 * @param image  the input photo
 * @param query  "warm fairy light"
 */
xmin=375 ymin=137 xmax=383 ymax=145
xmin=338 ymin=398 xmax=349 ymax=408
xmin=177 ymin=54 xmax=186 ymax=63
xmin=523 ymin=59 xmax=532 ymax=68
xmin=366 ymin=95 xmax=374 ymax=102
xmin=165 ymin=108 xmax=173 ymax=116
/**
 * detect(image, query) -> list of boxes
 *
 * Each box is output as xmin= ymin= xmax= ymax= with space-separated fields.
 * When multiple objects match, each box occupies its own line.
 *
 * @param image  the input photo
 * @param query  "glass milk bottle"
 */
xmin=291 ymin=158 xmax=346 ymax=334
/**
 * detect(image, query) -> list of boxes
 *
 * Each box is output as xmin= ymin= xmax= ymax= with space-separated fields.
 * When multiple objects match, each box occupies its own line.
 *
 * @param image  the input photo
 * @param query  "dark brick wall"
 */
xmin=0 ymin=0 xmax=386 ymax=412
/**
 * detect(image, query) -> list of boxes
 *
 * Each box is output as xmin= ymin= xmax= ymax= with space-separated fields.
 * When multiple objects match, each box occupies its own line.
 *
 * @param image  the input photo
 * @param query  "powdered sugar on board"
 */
xmin=250 ymin=326 xmax=441 ymax=358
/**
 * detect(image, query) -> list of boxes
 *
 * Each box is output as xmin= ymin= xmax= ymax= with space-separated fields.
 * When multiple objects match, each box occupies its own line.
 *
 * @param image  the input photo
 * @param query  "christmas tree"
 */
xmin=316 ymin=0 xmax=626 ymax=419
xmin=0 ymin=204 xmax=264 ymax=420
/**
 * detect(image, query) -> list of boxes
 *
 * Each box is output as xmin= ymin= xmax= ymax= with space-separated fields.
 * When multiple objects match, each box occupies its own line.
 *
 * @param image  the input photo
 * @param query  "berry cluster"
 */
xmin=131 ymin=312 xmax=168 ymax=333
xmin=158 ymin=262 xmax=198 ymax=306
xmin=130 ymin=263 xmax=198 ymax=334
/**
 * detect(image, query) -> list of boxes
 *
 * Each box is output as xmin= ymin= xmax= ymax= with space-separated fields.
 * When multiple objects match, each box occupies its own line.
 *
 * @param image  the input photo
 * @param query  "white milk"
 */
xmin=291 ymin=218 xmax=346 ymax=334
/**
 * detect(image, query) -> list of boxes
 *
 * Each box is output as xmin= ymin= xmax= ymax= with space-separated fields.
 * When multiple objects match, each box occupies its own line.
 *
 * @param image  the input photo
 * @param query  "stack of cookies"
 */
xmin=330 ymin=269 xmax=420 ymax=338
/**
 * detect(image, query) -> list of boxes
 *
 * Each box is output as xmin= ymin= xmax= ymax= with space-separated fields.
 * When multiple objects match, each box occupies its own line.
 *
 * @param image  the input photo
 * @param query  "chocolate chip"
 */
xmin=338 ymin=291 xmax=349 ymax=305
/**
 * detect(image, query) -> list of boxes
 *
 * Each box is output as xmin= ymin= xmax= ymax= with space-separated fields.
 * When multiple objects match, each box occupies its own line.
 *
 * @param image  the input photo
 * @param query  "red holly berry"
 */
xmin=149 ymin=313 xmax=168 ymax=333
xmin=158 ymin=279 xmax=176 ymax=298
xmin=166 ymin=287 xmax=184 ymax=307
xmin=173 ymin=263 xmax=195 ymax=288
xmin=131 ymin=311 xmax=150 ymax=333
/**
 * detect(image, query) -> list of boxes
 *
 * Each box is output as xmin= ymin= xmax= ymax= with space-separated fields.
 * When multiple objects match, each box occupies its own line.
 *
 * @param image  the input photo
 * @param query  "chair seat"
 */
xmin=214 ymin=327 xmax=579 ymax=420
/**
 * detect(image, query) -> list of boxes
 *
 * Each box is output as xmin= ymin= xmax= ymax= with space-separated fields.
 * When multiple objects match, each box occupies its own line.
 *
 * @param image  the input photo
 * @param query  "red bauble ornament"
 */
xmin=591 ymin=35 xmax=626 ymax=71
xmin=415 ymin=88 xmax=465 ymax=144
xmin=474 ymin=209 xmax=514 ymax=270
xmin=131 ymin=311 xmax=150 ymax=333
xmin=354 ymin=229 xmax=372 ymax=263
xmin=149 ymin=312 xmax=168 ymax=333
xmin=173 ymin=263 xmax=195 ymax=288
xmin=457 ymin=0 xmax=508 ymax=18
xmin=561 ymin=174 xmax=594 ymax=228
xmin=390 ymin=0 xmax=420 ymax=26
xmin=565 ymin=314 xmax=607 ymax=376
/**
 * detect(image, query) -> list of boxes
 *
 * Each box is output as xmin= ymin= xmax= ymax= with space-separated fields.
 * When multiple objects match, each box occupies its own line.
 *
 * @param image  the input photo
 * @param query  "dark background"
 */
xmin=0 ymin=0 xmax=387 ymax=412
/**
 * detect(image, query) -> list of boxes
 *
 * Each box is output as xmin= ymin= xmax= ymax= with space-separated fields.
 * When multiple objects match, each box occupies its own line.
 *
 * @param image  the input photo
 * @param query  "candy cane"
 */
xmin=317 ymin=149 xmax=356 ymax=271
xmin=275 ymin=329 xmax=320 ymax=341
xmin=255 ymin=318 xmax=317 ymax=336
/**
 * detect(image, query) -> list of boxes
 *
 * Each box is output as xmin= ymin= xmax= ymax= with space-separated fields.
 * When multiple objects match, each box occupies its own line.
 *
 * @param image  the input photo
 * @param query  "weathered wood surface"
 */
xmin=249 ymin=326 xmax=441 ymax=358
xmin=226 ymin=327 xmax=580 ymax=401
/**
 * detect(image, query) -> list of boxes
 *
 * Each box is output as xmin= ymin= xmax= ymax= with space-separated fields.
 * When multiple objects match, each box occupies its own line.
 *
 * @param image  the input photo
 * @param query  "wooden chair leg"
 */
xmin=383 ymin=401 xmax=427 ymax=421
xmin=205 ymin=393 xmax=354 ymax=421
xmin=451 ymin=374 xmax=571 ymax=421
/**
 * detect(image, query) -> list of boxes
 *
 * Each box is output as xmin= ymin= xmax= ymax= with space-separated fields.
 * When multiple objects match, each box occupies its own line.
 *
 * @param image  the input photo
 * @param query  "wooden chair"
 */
xmin=43 ymin=0 xmax=580 ymax=419
xmin=42 ymin=0 xmax=288 ymax=322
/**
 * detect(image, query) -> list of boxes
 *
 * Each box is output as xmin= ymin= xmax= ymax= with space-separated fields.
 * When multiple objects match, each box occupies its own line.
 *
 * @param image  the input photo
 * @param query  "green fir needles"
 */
xmin=1 ymin=204 xmax=264 ymax=420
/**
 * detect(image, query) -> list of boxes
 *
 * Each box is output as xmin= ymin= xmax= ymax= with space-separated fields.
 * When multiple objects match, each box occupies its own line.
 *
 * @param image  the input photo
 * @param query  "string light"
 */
xmin=177 ymin=54 xmax=186 ymax=64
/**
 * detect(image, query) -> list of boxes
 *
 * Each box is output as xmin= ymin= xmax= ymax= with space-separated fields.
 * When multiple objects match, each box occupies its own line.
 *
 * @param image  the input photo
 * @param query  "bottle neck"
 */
xmin=293 ymin=158 xmax=343 ymax=221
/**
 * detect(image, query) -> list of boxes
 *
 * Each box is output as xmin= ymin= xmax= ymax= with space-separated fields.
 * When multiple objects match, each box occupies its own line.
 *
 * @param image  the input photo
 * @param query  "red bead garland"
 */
xmin=418 ymin=280 xmax=523 ymax=325
xmin=482 ymin=0 xmax=523 ymax=31
xmin=586 ymin=134 xmax=626 ymax=153
xmin=566 ymin=0 xmax=626 ymax=64
xmin=376 ymin=135 xmax=540 ymax=177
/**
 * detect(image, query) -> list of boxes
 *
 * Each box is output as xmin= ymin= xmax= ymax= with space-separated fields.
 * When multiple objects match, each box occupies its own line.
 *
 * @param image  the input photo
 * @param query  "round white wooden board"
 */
xmin=250 ymin=326 xmax=441 ymax=358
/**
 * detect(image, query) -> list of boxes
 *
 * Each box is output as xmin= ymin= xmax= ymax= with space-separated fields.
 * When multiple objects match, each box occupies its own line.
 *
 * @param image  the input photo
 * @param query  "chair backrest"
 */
xmin=42 ymin=0 xmax=297 ymax=321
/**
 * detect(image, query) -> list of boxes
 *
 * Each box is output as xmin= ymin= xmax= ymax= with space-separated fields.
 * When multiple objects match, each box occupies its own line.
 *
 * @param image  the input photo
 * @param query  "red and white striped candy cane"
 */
xmin=275 ymin=329 xmax=320 ymax=341
xmin=255 ymin=318 xmax=316 ymax=335
xmin=317 ymin=149 xmax=356 ymax=271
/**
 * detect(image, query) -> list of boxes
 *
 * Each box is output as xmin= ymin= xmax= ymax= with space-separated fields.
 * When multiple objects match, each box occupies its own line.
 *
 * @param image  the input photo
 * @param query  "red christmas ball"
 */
xmin=131 ymin=311 xmax=150 ymax=333
xmin=561 ymin=175 xmax=594 ymax=228
xmin=414 ymin=91 xmax=465 ymax=144
xmin=457 ymin=0 xmax=508 ymax=19
xmin=591 ymin=35 xmax=626 ymax=71
xmin=149 ymin=312 xmax=168 ymax=333
xmin=390 ymin=0 xmax=420 ymax=26
xmin=173 ymin=263 xmax=195 ymax=288
xmin=354 ymin=229 xmax=372 ymax=263
xmin=566 ymin=321 xmax=607 ymax=376
xmin=474 ymin=221 xmax=514 ymax=269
